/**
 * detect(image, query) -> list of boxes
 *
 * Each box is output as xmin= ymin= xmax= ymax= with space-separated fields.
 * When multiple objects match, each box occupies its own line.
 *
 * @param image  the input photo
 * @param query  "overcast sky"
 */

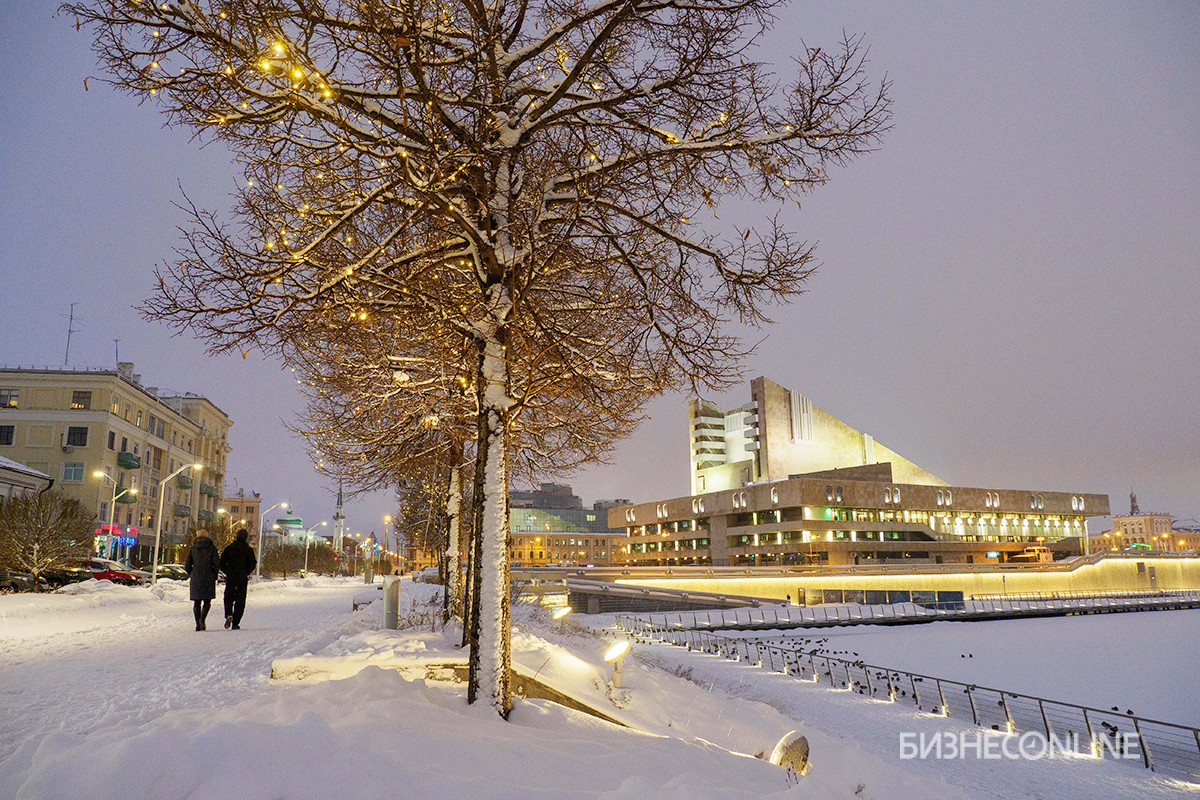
xmin=2 ymin=3 xmax=1197 ymax=535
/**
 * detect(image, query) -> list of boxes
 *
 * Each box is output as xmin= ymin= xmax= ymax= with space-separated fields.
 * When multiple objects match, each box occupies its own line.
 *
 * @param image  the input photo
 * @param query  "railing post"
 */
xmin=910 ymin=674 xmax=921 ymax=707
xmin=1000 ymin=694 xmax=1015 ymax=732
xmin=967 ymin=686 xmax=979 ymax=725
xmin=887 ymin=672 xmax=897 ymax=703
xmin=864 ymin=665 xmax=874 ymax=696
xmin=809 ymin=652 xmax=818 ymax=682
xmin=1133 ymin=718 xmax=1153 ymax=771
xmin=1039 ymin=699 xmax=1052 ymax=738
xmin=844 ymin=662 xmax=854 ymax=690
xmin=1082 ymin=708 xmax=1097 ymax=756
xmin=937 ymin=679 xmax=948 ymax=715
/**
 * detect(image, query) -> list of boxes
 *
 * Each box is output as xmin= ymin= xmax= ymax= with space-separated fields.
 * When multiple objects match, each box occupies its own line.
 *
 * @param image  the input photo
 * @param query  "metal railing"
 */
xmin=615 ymin=591 xmax=1200 ymax=632
xmin=971 ymin=589 xmax=1197 ymax=602
xmin=618 ymin=622 xmax=1200 ymax=783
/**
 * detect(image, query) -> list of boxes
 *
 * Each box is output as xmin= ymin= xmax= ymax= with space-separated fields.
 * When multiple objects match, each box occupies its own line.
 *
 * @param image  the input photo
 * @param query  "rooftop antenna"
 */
xmin=113 ymin=339 xmax=120 ymax=367
xmin=63 ymin=303 xmax=81 ymax=366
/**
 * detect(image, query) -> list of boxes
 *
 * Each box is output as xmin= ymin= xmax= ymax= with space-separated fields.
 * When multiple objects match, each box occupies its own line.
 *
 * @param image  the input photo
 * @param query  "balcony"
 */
xmin=199 ymin=483 xmax=218 ymax=498
xmin=173 ymin=503 xmax=191 ymax=518
xmin=117 ymin=451 xmax=141 ymax=470
xmin=176 ymin=474 xmax=193 ymax=489
xmin=115 ymin=492 xmax=137 ymax=505
xmin=196 ymin=508 xmax=217 ymax=523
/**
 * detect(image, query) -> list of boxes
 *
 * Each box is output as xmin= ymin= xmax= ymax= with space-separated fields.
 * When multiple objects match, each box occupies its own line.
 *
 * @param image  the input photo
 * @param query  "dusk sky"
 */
xmin=2 ymin=3 xmax=1197 ymax=536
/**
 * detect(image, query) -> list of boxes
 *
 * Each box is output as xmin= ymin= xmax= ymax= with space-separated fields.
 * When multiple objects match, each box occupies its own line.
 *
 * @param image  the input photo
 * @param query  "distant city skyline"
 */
xmin=2 ymin=3 xmax=1196 ymax=534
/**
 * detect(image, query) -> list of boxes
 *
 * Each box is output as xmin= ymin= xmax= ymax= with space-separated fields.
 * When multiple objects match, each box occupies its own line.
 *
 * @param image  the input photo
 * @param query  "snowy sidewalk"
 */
xmin=0 ymin=577 xmax=368 ymax=763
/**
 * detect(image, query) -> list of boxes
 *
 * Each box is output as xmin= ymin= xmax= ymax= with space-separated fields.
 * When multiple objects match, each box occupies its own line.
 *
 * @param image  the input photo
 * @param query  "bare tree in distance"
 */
xmin=69 ymin=0 xmax=890 ymax=715
xmin=0 ymin=491 xmax=95 ymax=590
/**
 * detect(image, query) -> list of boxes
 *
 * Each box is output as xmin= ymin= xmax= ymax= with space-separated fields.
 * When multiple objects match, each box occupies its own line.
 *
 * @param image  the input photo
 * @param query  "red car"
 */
xmin=85 ymin=558 xmax=138 ymax=586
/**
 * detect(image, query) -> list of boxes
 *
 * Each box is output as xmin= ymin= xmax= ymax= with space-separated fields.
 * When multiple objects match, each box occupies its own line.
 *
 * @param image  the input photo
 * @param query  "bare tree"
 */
xmin=69 ymin=0 xmax=889 ymax=715
xmin=0 ymin=491 xmax=95 ymax=589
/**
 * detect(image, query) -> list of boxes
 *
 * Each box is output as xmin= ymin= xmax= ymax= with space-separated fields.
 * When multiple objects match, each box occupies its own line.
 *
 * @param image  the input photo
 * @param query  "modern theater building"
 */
xmin=610 ymin=377 xmax=1109 ymax=567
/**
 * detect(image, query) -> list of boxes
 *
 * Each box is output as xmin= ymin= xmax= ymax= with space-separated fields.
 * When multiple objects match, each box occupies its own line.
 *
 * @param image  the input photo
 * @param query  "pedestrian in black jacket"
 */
xmin=219 ymin=528 xmax=257 ymax=630
xmin=185 ymin=530 xmax=220 ymax=631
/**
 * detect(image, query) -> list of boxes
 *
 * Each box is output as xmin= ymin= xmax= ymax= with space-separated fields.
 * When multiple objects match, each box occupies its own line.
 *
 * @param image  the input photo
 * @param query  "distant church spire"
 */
xmin=1130 ymin=489 xmax=1140 ymax=516
xmin=333 ymin=480 xmax=346 ymax=549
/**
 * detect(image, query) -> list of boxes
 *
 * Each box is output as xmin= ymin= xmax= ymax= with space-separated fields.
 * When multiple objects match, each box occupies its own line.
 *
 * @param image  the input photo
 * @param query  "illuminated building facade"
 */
xmin=615 ymin=378 xmax=1110 ymax=567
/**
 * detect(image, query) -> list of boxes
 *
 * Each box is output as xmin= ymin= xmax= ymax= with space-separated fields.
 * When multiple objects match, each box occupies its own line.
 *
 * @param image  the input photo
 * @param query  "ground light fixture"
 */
xmin=552 ymin=606 xmax=572 ymax=631
xmin=604 ymin=640 xmax=631 ymax=688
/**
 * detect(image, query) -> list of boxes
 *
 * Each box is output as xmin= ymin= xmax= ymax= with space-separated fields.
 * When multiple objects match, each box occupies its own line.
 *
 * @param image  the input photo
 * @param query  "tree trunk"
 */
xmin=444 ymin=441 xmax=464 ymax=623
xmin=466 ymin=331 xmax=512 ymax=716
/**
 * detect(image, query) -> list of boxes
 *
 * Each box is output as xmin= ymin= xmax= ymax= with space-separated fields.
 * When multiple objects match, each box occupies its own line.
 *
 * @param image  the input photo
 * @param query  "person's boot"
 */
xmin=194 ymin=605 xmax=203 ymax=631
xmin=225 ymin=614 xmax=233 ymax=629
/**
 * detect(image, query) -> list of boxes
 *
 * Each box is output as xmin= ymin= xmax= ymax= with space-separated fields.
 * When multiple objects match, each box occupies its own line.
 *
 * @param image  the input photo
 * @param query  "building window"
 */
xmin=836 ymin=486 xmax=843 ymax=503
xmin=826 ymin=486 xmax=833 ymax=502
xmin=62 ymin=462 xmax=84 ymax=482
xmin=0 ymin=389 xmax=17 ymax=408
xmin=944 ymin=491 xmax=952 ymax=506
xmin=71 ymin=391 xmax=92 ymax=410
xmin=107 ymin=431 xmax=116 ymax=450
xmin=0 ymin=425 xmax=13 ymax=446
xmin=937 ymin=490 xmax=943 ymax=506
xmin=66 ymin=426 xmax=88 ymax=447
xmin=884 ymin=488 xmax=892 ymax=504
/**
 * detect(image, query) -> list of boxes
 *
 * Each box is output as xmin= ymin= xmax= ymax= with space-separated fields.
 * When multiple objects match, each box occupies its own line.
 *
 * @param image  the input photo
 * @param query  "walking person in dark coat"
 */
xmin=219 ymin=528 xmax=257 ymax=630
xmin=185 ymin=530 xmax=220 ymax=631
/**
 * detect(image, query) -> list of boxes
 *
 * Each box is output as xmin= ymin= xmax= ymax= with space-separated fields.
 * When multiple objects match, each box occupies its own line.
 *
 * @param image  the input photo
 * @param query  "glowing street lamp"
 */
xmin=93 ymin=471 xmax=136 ymax=561
xmin=302 ymin=521 xmax=328 ymax=576
xmin=255 ymin=501 xmax=289 ymax=578
xmin=151 ymin=463 xmax=203 ymax=584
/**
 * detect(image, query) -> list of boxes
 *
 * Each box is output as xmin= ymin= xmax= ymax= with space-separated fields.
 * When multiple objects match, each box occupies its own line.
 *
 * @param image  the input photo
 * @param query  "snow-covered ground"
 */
xmin=719 ymin=610 xmax=1200 ymax=726
xmin=1 ymin=578 xmax=1196 ymax=799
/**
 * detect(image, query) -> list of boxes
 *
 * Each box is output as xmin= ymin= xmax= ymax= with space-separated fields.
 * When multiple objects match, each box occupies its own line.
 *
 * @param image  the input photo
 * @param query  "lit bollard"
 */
xmin=769 ymin=730 xmax=813 ymax=777
xmin=381 ymin=575 xmax=401 ymax=630
xmin=552 ymin=606 xmax=573 ymax=631
xmin=605 ymin=640 xmax=630 ymax=688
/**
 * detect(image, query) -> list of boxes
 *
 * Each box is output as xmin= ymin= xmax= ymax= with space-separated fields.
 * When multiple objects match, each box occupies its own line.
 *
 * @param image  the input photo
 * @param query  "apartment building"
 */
xmin=0 ymin=363 xmax=232 ymax=563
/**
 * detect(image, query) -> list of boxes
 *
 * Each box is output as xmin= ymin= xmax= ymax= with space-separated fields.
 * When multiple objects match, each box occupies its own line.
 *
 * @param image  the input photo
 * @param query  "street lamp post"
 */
xmin=151 ymin=463 xmax=203 ymax=584
xmin=93 ymin=471 xmax=137 ymax=562
xmin=302 ymin=521 xmax=328 ymax=576
xmin=383 ymin=515 xmax=392 ymax=565
xmin=255 ymin=501 xmax=289 ymax=579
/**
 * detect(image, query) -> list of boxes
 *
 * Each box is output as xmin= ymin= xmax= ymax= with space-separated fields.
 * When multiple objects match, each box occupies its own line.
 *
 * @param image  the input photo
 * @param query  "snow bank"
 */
xmin=0 ymin=665 xmax=812 ymax=800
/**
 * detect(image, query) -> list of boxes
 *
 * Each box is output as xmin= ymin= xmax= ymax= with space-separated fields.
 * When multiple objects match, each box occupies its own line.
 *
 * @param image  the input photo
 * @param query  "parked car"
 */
xmin=43 ymin=566 xmax=92 ymax=588
xmin=119 ymin=563 xmax=152 ymax=585
xmin=85 ymin=558 xmax=138 ymax=586
xmin=157 ymin=564 xmax=188 ymax=581
xmin=0 ymin=569 xmax=38 ymax=593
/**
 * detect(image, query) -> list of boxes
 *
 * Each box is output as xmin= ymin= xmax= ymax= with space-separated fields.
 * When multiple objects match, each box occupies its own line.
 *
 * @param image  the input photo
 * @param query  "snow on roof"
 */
xmin=0 ymin=454 xmax=50 ymax=480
